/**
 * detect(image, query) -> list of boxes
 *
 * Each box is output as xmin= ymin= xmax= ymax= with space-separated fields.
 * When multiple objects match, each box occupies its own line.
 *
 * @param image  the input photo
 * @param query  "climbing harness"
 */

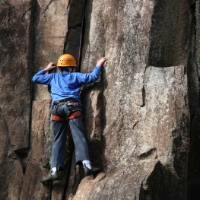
xmin=51 ymin=111 xmax=82 ymax=121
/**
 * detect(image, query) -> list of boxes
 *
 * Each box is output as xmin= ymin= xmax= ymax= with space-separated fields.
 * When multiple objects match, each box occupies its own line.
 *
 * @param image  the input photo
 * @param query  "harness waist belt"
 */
xmin=54 ymin=99 xmax=80 ymax=106
xmin=62 ymin=101 xmax=79 ymax=106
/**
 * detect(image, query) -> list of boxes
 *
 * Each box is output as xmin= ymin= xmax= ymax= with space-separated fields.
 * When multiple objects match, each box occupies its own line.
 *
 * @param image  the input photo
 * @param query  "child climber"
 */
xmin=32 ymin=54 xmax=107 ymax=184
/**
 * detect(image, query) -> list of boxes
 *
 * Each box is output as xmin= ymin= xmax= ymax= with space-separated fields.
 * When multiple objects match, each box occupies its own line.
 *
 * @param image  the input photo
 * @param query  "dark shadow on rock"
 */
xmin=139 ymin=161 xmax=186 ymax=200
xmin=64 ymin=0 xmax=87 ymax=64
xmin=187 ymin=1 xmax=200 ymax=199
xmin=148 ymin=0 xmax=190 ymax=67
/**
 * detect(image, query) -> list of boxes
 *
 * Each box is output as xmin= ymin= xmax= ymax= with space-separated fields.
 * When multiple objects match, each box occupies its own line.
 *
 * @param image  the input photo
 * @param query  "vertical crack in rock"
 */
xmin=11 ymin=0 xmax=40 ymax=171
xmin=141 ymin=86 xmax=146 ymax=107
xmin=20 ymin=0 xmax=54 ymax=199
xmin=15 ymin=2 xmax=41 ymax=198
xmin=188 ymin=1 xmax=200 ymax=200
xmin=141 ymin=65 xmax=149 ymax=108
xmin=63 ymin=0 xmax=87 ymax=68
xmin=61 ymin=1 xmax=88 ymax=199
xmin=196 ymin=0 xmax=200 ymax=79
xmin=78 ymin=0 xmax=87 ymax=68
xmin=23 ymin=0 xmax=39 ymax=172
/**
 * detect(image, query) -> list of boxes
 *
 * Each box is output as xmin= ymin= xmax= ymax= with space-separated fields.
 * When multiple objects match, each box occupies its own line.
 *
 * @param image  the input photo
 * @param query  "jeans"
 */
xmin=50 ymin=102 xmax=90 ymax=169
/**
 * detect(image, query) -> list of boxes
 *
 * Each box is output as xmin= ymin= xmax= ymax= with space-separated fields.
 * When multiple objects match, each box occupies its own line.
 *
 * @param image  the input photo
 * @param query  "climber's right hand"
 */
xmin=96 ymin=57 xmax=107 ymax=67
xmin=44 ymin=62 xmax=57 ymax=71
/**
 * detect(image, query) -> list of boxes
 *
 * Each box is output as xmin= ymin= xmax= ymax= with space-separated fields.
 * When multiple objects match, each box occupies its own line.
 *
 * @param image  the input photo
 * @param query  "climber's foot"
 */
xmin=41 ymin=169 xmax=64 ymax=186
xmin=83 ymin=166 xmax=102 ymax=177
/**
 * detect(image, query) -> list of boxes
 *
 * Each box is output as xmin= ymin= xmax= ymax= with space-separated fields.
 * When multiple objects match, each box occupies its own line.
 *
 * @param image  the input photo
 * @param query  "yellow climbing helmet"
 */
xmin=57 ymin=54 xmax=77 ymax=67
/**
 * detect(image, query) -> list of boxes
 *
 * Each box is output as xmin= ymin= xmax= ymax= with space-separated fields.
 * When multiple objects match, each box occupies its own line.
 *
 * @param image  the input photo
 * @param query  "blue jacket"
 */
xmin=32 ymin=65 xmax=102 ymax=102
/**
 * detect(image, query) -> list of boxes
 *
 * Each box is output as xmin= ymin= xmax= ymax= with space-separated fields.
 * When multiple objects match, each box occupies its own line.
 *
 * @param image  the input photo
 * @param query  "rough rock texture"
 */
xmin=77 ymin=1 xmax=190 ymax=200
xmin=0 ymin=0 xmax=69 ymax=199
xmin=0 ymin=0 xmax=199 ymax=200
xmin=0 ymin=1 xmax=32 ymax=199
xmin=22 ymin=0 xmax=70 ymax=199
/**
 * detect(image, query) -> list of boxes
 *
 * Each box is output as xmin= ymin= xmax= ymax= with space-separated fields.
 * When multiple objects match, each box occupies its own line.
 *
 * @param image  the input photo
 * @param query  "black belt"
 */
xmin=53 ymin=98 xmax=80 ymax=106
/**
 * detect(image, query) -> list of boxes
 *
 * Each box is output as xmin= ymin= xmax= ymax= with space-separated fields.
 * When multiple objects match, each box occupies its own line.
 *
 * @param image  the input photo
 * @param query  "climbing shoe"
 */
xmin=83 ymin=165 xmax=102 ymax=177
xmin=41 ymin=169 xmax=64 ymax=185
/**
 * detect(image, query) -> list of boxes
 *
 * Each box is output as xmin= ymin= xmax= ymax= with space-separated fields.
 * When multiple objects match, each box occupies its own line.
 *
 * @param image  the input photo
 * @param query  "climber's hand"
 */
xmin=97 ymin=57 xmax=107 ymax=67
xmin=44 ymin=62 xmax=57 ymax=71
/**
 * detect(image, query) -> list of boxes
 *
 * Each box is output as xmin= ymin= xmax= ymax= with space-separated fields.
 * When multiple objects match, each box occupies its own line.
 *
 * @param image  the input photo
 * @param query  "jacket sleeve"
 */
xmin=32 ymin=69 xmax=53 ymax=85
xmin=76 ymin=65 xmax=102 ymax=85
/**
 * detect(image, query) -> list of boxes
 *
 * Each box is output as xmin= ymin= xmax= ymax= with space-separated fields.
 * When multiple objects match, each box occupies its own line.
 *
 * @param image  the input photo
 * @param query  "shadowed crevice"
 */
xmin=148 ymin=0 xmax=190 ymax=67
xmin=61 ymin=0 xmax=89 ymax=199
xmin=63 ymin=0 xmax=87 ymax=68
xmin=139 ymin=161 xmax=185 ymax=200
xmin=188 ymin=1 xmax=200 ymax=200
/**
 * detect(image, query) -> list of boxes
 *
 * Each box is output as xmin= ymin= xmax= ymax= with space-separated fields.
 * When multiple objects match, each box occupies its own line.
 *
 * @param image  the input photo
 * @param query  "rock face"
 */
xmin=0 ymin=0 xmax=198 ymax=200
xmin=0 ymin=1 xmax=32 ymax=199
